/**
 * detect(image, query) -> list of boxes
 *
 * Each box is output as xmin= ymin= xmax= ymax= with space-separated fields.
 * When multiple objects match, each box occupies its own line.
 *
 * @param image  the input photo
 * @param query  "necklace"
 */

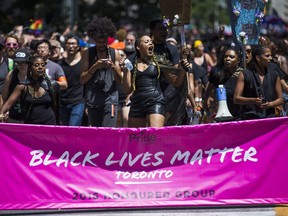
xmin=140 ymin=56 xmax=151 ymax=65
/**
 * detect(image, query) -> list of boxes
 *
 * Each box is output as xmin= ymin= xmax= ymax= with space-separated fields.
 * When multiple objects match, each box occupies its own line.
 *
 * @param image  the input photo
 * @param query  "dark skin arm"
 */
xmin=0 ymin=84 xmax=24 ymax=121
xmin=234 ymin=73 xmax=283 ymax=107
xmin=80 ymin=49 xmax=122 ymax=85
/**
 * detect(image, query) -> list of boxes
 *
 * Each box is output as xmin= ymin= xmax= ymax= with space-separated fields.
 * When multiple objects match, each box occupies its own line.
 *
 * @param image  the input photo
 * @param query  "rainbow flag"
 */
xmin=29 ymin=19 xmax=43 ymax=35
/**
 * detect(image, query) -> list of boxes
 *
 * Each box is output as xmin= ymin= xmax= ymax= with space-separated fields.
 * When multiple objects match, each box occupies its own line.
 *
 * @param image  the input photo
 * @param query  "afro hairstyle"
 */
xmin=86 ymin=16 xmax=117 ymax=39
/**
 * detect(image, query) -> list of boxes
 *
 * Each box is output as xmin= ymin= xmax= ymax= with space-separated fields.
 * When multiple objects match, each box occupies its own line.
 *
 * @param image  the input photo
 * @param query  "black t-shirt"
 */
xmin=153 ymin=42 xmax=180 ymax=65
xmin=59 ymin=59 xmax=84 ymax=105
xmin=153 ymin=42 xmax=187 ymax=125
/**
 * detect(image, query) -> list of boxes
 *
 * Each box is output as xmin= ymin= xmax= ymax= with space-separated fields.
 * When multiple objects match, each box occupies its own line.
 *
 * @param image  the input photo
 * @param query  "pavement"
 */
xmin=1 ymin=205 xmax=288 ymax=216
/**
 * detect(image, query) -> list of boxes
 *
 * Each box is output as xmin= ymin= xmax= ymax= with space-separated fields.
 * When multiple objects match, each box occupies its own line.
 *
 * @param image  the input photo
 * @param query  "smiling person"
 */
xmin=234 ymin=44 xmax=283 ymax=120
xmin=0 ymin=56 xmax=56 ymax=125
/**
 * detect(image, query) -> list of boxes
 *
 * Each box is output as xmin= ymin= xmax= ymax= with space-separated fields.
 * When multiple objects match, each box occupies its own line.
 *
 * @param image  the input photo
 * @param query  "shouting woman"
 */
xmin=121 ymin=35 xmax=186 ymax=127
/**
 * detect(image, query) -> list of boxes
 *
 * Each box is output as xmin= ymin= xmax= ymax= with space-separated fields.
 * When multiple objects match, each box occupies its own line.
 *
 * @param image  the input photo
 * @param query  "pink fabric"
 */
xmin=1 ymin=117 xmax=288 ymax=210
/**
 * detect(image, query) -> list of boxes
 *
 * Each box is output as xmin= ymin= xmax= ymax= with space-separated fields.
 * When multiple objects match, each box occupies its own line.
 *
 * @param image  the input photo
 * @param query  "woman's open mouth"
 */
xmin=148 ymin=46 xmax=154 ymax=54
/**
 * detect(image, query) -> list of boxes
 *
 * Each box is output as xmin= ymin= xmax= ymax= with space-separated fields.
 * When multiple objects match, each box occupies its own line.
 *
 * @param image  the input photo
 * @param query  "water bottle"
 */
xmin=186 ymin=106 xmax=193 ymax=125
xmin=191 ymin=105 xmax=203 ymax=125
xmin=124 ymin=59 xmax=133 ymax=71
xmin=192 ymin=110 xmax=201 ymax=125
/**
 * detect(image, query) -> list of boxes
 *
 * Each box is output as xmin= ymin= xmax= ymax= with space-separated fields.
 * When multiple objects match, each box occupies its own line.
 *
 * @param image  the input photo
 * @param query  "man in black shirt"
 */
xmin=149 ymin=18 xmax=187 ymax=126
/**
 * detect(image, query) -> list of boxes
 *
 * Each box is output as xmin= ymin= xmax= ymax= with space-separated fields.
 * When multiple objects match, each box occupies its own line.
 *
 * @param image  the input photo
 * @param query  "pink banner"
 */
xmin=1 ymin=118 xmax=288 ymax=210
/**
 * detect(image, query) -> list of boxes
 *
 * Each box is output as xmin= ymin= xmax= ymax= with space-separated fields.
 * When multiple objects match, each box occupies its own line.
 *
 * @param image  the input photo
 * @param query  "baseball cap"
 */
xmin=14 ymin=48 xmax=30 ymax=62
xmin=49 ymin=39 xmax=61 ymax=48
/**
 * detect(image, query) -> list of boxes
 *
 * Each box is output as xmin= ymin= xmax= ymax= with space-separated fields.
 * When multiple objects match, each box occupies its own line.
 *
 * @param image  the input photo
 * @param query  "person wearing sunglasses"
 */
xmin=2 ymin=33 xmax=19 ymax=77
xmin=245 ymin=45 xmax=253 ymax=65
xmin=4 ymin=33 xmax=19 ymax=62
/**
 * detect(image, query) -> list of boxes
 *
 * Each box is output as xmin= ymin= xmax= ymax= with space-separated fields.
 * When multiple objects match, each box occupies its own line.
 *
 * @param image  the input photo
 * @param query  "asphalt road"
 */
xmin=1 ymin=205 xmax=288 ymax=216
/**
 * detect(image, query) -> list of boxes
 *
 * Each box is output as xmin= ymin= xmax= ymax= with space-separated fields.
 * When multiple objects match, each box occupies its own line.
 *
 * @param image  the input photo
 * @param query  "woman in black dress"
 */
xmin=121 ymin=35 xmax=165 ymax=127
xmin=121 ymin=35 xmax=186 ymax=127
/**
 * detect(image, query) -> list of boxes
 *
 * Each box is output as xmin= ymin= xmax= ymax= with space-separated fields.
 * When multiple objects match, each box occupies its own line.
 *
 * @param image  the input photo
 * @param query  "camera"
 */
xmin=94 ymin=79 xmax=106 ymax=90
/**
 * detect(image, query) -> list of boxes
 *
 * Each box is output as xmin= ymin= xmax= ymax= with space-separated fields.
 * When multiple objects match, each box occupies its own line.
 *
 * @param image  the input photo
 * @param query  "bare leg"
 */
xmin=0 ymin=95 xmax=3 ymax=110
xmin=147 ymin=114 xmax=165 ymax=128
xmin=128 ymin=117 xmax=147 ymax=128
xmin=122 ymin=105 xmax=130 ymax=127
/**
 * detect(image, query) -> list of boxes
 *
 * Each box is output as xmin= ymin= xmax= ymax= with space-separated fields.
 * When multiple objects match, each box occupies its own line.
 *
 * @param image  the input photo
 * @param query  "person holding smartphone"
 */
xmin=80 ymin=17 xmax=122 ymax=127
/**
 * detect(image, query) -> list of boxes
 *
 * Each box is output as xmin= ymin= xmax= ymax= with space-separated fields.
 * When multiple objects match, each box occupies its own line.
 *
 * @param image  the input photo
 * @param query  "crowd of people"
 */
xmin=0 ymin=16 xmax=287 ymax=127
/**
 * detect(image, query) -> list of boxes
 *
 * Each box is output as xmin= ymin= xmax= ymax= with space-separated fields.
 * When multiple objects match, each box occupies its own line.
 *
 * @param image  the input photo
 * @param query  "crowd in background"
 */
xmin=0 ymin=16 xmax=287 ymax=127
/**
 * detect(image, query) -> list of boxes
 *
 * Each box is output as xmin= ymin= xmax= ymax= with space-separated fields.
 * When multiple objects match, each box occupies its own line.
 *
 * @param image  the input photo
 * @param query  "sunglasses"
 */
xmin=5 ymin=42 xmax=18 ymax=48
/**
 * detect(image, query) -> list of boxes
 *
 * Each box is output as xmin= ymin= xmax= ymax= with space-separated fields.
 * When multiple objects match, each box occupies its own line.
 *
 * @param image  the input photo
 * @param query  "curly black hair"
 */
xmin=86 ymin=16 xmax=117 ymax=39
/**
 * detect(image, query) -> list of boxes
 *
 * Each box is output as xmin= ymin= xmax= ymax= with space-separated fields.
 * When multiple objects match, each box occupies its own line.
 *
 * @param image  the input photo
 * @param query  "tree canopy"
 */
xmin=0 ymin=0 xmax=230 ymax=35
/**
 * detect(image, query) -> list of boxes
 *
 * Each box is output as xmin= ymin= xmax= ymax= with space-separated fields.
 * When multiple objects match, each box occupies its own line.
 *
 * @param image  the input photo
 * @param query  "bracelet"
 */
xmin=195 ymin=97 xmax=202 ymax=102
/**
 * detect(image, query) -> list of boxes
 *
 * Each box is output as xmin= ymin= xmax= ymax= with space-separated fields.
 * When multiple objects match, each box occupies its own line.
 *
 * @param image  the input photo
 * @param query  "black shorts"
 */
xmin=129 ymin=103 xmax=166 ymax=118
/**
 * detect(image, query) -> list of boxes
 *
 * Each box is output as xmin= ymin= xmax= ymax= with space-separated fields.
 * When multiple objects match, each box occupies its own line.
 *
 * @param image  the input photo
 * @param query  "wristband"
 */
xmin=195 ymin=97 xmax=202 ymax=102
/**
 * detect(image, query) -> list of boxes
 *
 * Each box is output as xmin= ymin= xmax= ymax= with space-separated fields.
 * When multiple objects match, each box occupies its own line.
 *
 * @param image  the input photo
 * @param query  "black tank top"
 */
xmin=84 ymin=46 xmax=118 ymax=108
xmin=21 ymin=87 xmax=56 ymax=125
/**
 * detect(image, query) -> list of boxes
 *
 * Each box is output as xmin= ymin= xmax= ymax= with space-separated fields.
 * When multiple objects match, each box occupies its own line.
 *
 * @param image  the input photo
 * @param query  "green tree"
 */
xmin=191 ymin=0 xmax=229 ymax=32
xmin=78 ymin=0 xmax=161 ymax=32
xmin=0 ymin=0 xmax=69 ymax=35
